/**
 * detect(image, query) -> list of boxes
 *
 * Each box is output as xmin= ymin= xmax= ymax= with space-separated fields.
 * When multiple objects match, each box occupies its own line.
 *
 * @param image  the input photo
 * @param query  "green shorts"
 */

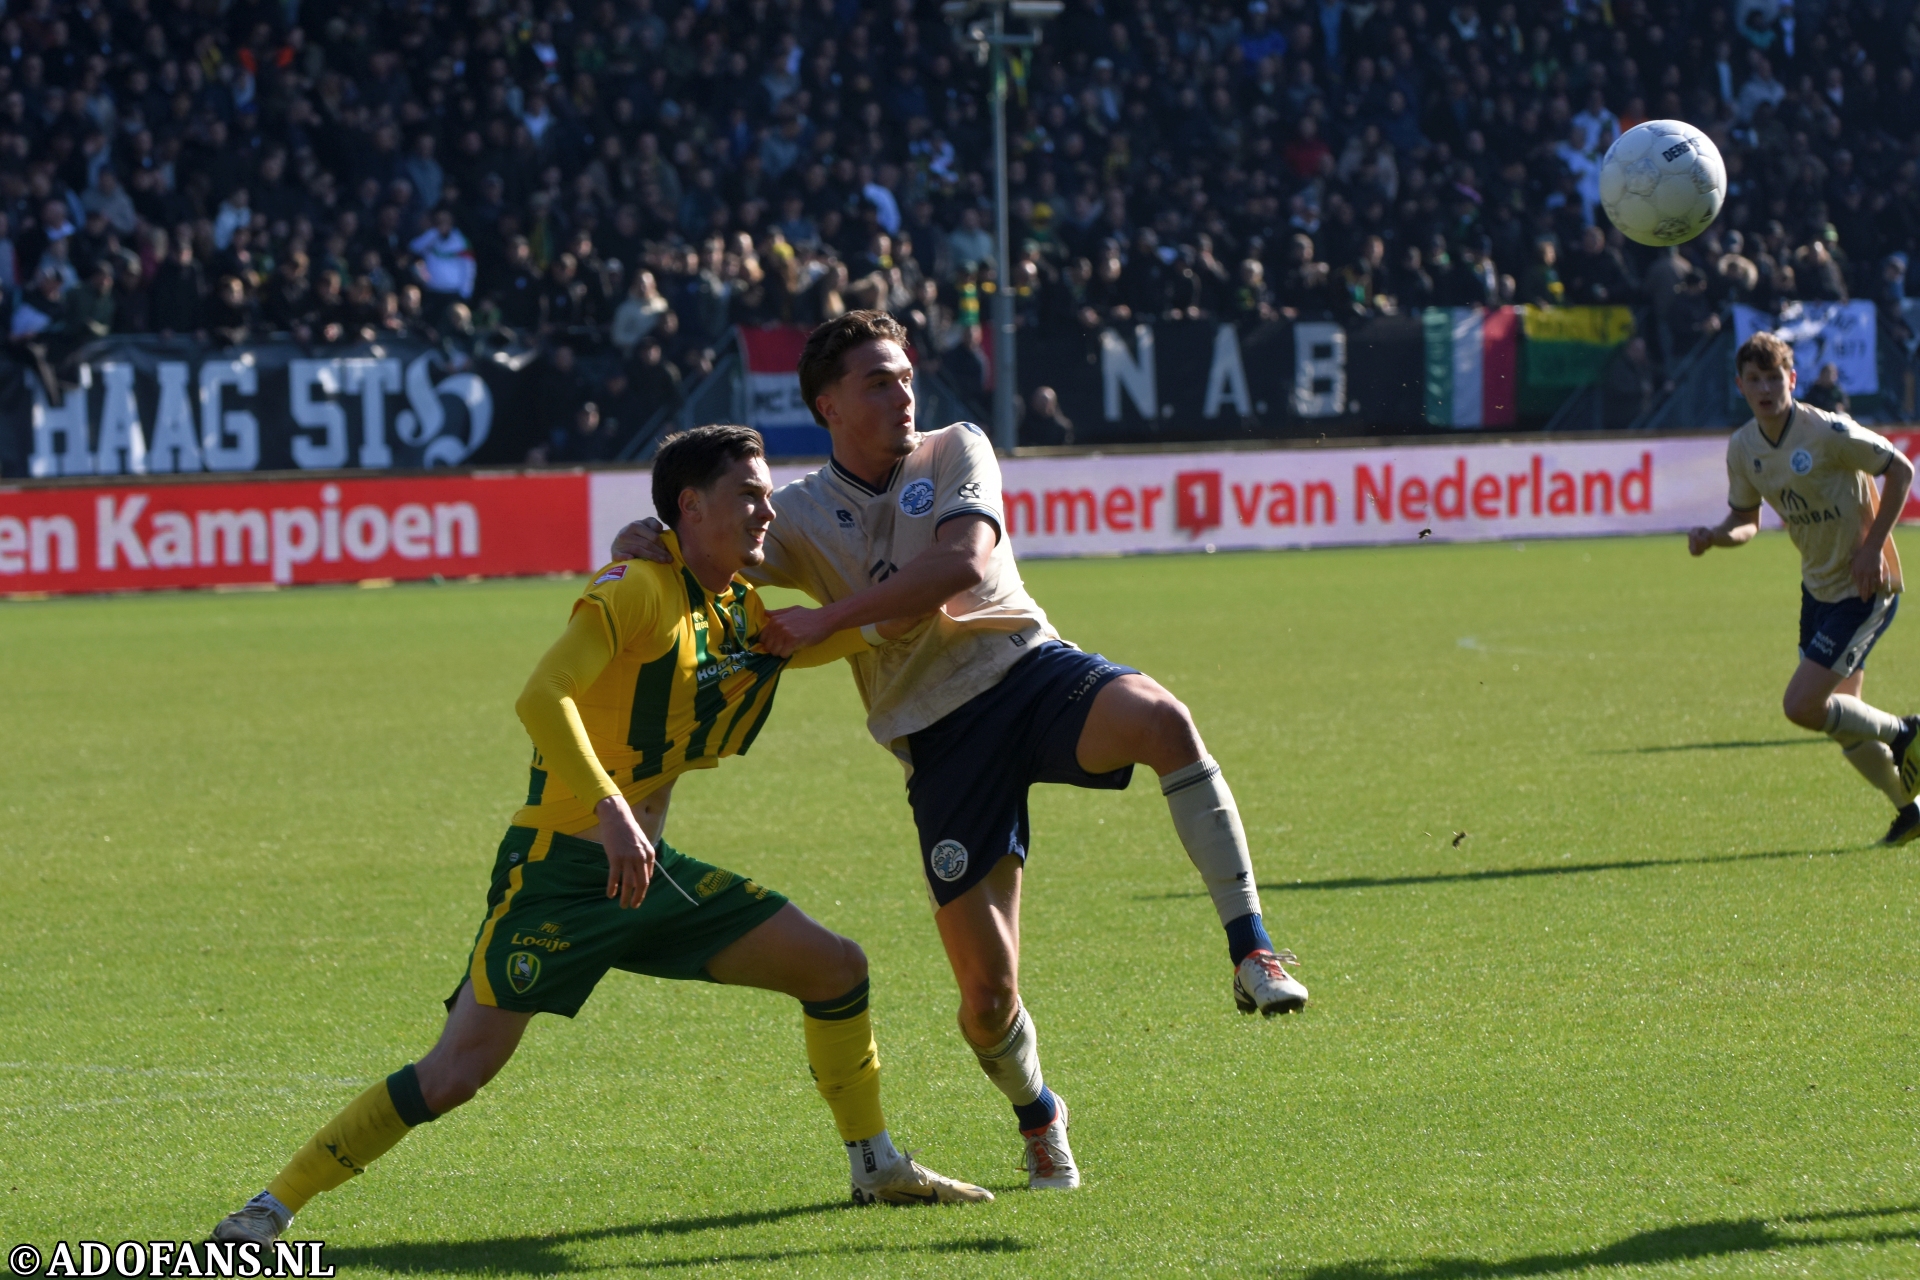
xmin=454 ymin=826 xmax=790 ymax=1017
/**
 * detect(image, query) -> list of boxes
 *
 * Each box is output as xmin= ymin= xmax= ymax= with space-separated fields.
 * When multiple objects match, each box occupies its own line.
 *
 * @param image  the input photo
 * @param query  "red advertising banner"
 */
xmin=0 ymin=471 xmax=590 ymax=595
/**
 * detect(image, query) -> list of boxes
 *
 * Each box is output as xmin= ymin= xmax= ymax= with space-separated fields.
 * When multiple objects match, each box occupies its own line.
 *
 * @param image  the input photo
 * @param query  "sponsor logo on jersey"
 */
xmin=1779 ymin=487 xmax=1809 ymax=511
xmin=594 ymin=565 xmax=628 ymax=584
xmin=900 ymin=478 xmax=936 ymax=517
xmin=929 ymin=839 xmax=969 ymax=881
xmin=506 ymin=951 xmax=542 ymax=993
xmin=958 ymin=481 xmax=982 ymax=499
xmin=1790 ymin=449 xmax=1813 ymax=474
xmin=836 ymin=509 xmax=856 ymax=527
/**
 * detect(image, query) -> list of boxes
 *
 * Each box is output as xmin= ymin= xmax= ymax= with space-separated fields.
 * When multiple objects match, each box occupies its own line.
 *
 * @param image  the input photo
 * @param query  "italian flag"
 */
xmin=1423 ymin=307 xmax=1517 ymax=428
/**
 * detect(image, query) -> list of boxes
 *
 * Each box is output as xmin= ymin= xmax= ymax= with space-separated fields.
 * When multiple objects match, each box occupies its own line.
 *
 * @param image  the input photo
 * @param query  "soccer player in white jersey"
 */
xmin=614 ymin=311 xmax=1307 ymax=1191
xmin=1689 ymin=331 xmax=1920 ymax=843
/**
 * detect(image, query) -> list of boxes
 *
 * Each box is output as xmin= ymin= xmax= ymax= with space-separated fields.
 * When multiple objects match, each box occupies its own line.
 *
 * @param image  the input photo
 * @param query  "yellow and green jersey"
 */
xmin=512 ymin=532 xmax=863 ymax=833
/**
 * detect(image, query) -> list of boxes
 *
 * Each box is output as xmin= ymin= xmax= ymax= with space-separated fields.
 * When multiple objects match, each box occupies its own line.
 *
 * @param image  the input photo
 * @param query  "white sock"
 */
xmin=1841 ymin=739 xmax=1909 ymax=808
xmin=1161 ymin=755 xmax=1262 ymax=926
xmin=969 ymin=1002 xmax=1044 ymax=1107
xmin=1824 ymin=695 xmax=1903 ymax=743
xmin=249 ymin=1190 xmax=293 ymax=1227
xmin=846 ymin=1130 xmax=904 ymax=1187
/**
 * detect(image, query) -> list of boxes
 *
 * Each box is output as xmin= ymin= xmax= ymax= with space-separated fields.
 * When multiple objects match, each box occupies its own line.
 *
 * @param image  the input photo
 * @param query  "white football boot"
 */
xmin=1233 ymin=948 xmax=1309 ymax=1016
xmin=1018 ymin=1096 xmax=1080 ymax=1191
xmin=852 ymin=1154 xmax=995 ymax=1205
xmin=211 ymin=1191 xmax=291 ymax=1245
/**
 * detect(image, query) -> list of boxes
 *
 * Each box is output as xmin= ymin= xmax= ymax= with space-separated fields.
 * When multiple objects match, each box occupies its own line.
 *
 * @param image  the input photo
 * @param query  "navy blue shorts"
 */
xmin=1799 ymin=587 xmax=1898 ymax=678
xmin=904 ymin=642 xmax=1138 ymax=906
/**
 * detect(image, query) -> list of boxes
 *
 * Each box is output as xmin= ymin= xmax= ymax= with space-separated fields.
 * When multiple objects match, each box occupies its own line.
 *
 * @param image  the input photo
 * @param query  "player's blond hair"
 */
xmin=1735 ymin=331 xmax=1794 ymax=375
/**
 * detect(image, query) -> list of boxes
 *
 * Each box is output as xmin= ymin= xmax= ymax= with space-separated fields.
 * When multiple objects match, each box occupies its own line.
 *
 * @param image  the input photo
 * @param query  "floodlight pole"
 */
xmin=947 ymin=0 xmax=1058 ymax=450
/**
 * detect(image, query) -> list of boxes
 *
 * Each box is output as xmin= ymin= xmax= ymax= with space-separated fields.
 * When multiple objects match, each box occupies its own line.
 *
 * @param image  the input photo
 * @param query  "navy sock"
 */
xmin=1225 ymin=912 xmax=1272 ymax=965
xmin=1012 ymin=1085 xmax=1059 ymax=1131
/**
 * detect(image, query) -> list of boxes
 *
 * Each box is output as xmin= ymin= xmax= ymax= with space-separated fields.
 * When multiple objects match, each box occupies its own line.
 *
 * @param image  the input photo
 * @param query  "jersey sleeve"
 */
xmin=577 ymin=562 xmax=661 ymax=653
xmin=934 ymin=422 xmax=1005 ymax=540
xmin=515 ymin=607 xmax=623 ymax=810
xmin=786 ymin=626 xmax=875 ymax=668
xmin=1824 ymin=415 xmax=1900 ymax=477
xmin=1726 ymin=439 xmax=1762 ymax=510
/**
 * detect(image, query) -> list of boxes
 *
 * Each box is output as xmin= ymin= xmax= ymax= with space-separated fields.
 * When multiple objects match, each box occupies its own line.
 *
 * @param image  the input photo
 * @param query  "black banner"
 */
xmin=1017 ymin=316 xmax=1428 ymax=445
xmin=0 ymin=338 xmax=540 ymax=480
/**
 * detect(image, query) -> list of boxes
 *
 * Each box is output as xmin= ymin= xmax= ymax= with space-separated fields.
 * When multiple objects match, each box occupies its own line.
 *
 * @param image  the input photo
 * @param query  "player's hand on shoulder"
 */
xmin=611 ymin=516 xmax=672 ymax=564
xmin=761 ymin=604 xmax=838 ymax=656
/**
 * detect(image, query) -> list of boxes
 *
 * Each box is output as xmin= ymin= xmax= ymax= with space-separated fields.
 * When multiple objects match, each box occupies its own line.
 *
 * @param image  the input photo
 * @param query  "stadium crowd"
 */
xmin=2 ymin=0 xmax=1915 ymax=450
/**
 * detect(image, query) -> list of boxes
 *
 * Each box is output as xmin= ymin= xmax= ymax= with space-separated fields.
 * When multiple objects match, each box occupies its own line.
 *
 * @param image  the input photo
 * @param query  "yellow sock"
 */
xmin=802 ymin=979 xmax=885 ymax=1142
xmin=266 ymin=1066 xmax=436 ymax=1212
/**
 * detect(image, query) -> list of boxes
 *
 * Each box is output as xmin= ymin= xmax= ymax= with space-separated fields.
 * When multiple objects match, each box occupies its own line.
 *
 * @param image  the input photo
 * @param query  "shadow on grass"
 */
xmin=1260 ymin=844 xmax=1865 ymax=894
xmin=325 ymin=1202 xmax=1025 ymax=1275
xmin=1290 ymin=1204 xmax=1920 ymax=1278
xmin=1596 ymin=737 xmax=1825 ymax=754
xmin=1140 ymin=845 xmax=1868 ymax=899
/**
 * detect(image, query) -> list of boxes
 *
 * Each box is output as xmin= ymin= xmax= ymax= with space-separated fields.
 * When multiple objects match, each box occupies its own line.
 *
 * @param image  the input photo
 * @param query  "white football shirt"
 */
xmin=748 ymin=422 xmax=1059 ymax=748
xmin=1725 ymin=401 xmax=1904 ymax=604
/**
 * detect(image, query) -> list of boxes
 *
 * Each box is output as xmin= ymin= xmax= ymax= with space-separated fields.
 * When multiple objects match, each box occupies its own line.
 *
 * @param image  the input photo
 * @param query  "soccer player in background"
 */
xmin=612 ymin=311 xmax=1308 ymax=1193
xmin=1689 ymin=331 xmax=1920 ymax=843
xmin=212 ymin=426 xmax=990 ymax=1245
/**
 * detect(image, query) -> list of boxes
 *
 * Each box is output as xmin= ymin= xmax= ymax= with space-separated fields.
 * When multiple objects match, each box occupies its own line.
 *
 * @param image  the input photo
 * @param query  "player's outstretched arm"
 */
xmin=759 ymin=516 xmax=994 ymax=655
xmin=1688 ymin=506 xmax=1760 ymax=556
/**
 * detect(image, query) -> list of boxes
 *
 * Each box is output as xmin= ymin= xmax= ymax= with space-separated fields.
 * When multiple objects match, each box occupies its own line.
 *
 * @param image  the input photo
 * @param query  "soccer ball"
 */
xmin=1598 ymin=120 xmax=1726 ymax=247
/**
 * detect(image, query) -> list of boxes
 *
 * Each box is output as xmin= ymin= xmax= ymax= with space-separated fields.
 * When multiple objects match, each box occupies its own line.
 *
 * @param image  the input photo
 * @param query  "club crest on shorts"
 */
xmin=900 ymin=478 xmax=936 ymax=517
xmin=506 ymin=951 xmax=541 ymax=994
xmin=929 ymin=839 xmax=969 ymax=881
xmin=1790 ymin=449 xmax=1813 ymax=474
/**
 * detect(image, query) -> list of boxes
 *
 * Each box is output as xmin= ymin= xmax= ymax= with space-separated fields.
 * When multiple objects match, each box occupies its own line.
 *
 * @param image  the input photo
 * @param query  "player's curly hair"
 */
xmin=798 ymin=310 xmax=909 ymax=429
xmin=1736 ymin=331 xmax=1794 ymax=375
xmin=651 ymin=424 xmax=764 ymax=529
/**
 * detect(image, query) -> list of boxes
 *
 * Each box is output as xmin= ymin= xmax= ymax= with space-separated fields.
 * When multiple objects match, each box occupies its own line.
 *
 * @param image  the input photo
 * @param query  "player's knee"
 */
xmin=416 ymin=1062 xmax=488 ymax=1115
xmin=957 ymin=976 xmax=1018 ymax=1035
xmin=1138 ymin=689 xmax=1203 ymax=768
xmin=1783 ymin=690 xmax=1829 ymax=731
xmin=829 ymin=934 xmax=868 ymax=992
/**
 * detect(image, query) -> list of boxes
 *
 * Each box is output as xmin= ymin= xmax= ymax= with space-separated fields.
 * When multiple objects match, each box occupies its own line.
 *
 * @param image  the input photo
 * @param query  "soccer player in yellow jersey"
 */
xmin=211 ymin=426 xmax=991 ymax=1245
xmin=1690 ymin=332 xmax=1920 ymax=844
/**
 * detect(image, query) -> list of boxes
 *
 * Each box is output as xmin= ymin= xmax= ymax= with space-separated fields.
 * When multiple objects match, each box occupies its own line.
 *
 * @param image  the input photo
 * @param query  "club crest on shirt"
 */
xmin=900 ymin=478 xmax=936 ymax=517
xmin=593 ymin=565 xmax=628 ymax=584
xmin=929 ymin=839 xmax=969 ymax=881
xmin=1790 ymin=449 xmax=1813 ymax=474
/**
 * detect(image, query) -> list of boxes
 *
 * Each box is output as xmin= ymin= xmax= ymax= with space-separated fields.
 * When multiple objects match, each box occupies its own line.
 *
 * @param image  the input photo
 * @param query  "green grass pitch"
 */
xmin=4 ymin=533 xmax=1919 ymax=1278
